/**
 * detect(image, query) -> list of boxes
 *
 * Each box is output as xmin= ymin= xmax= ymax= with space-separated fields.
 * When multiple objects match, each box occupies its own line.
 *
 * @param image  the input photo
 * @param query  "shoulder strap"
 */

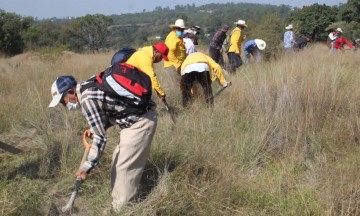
xmin=80 ymin=76 xmax=97 ymax=93
xmin=227 ymin=29 xmax=240 ymax=47
xmin=230 ymin=29 xmax=240 ymax=36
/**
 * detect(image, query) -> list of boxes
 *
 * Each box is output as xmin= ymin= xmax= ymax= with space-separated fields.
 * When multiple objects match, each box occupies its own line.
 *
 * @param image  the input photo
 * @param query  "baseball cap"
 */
xmin=153 ymin=42 xmax=169 ymax=61
xmin=48 ymin=76 xmax=77 ymax=107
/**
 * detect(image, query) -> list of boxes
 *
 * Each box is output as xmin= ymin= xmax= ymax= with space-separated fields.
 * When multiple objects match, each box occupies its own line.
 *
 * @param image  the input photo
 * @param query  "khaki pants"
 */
xmin=110 ymin=109 xmax=158 ymax=211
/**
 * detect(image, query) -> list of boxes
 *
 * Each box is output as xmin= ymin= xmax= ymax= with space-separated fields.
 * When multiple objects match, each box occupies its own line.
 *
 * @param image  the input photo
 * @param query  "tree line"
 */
xmin=0 ymin=0 xmax=359 ymax=57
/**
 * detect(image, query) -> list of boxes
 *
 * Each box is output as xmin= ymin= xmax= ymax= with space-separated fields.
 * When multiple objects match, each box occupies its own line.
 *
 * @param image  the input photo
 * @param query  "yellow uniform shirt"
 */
xmin=180 ymin=52 xmax=226 ymax=86
xmin=126 ymin=46 xmax=165 ymax=97
xmin=164 ymin=31 xmax=186 ymax=71
xmin=228 ymin=27 xmax=244 ymax=54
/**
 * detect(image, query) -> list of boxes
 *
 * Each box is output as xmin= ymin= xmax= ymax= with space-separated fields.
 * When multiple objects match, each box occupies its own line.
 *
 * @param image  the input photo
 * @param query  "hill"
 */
xmin=1 ymin=44 xmax=360 ymax=215
xmin=107 ymin=2 xmax=291 ymax=47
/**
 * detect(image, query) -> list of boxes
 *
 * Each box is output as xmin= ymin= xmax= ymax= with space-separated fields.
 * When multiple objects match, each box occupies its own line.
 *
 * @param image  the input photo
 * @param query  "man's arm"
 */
xmin=343 ymin=38 xmax=355 ymax=49
xmin=256 ymin=50 xmax=261 ymax=63
xmin=79 ymin=96 xmax=107 ymax=174
xmin=206 ymin=55 xmax=227 ymax=86
xmin=135 ymin=53 xmax=166 ymax=97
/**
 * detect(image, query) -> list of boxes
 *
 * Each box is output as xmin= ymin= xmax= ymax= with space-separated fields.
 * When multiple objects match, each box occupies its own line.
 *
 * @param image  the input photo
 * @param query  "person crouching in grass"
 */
xmin=180 ymin=52 xmax=231 ymax=107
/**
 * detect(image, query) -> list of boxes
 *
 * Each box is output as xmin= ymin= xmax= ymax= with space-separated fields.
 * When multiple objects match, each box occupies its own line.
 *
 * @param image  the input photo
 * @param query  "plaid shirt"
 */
xmin=76 ymin=83 xmax=155 ymax=173
xmin=210 ymin=30 xmax=227 ymax=50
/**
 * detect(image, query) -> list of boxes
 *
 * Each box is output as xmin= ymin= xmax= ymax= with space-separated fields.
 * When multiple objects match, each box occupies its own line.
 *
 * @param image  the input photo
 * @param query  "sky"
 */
xmin=1 ymin=0 xmax=347 ymax=19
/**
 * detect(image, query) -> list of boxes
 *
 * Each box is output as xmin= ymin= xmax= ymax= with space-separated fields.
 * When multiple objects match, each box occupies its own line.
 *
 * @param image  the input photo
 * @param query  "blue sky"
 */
xmin=1 ymin=0 xmax=347 ymax=19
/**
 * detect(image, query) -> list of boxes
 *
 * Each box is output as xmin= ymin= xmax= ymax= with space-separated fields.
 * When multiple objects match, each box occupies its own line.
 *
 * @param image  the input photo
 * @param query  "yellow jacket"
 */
xmin=228 ymin=27 xmax=244 ymax=54
xmin=164 ymin=31 xmax=186 ymax=71
xmin=180 ymin=52 xmax=226 ymax=86
xmin=126 ymin=46 xmax=165 ymax=97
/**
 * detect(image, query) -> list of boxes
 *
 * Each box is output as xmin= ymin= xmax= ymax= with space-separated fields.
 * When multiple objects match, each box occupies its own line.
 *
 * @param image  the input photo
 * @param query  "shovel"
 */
xmin=163 ymin=99 xmax=177 ymax=124
xmin=212 ymin=82 xmax=232 ymax=99
xmin=61 ymin=130 xmax=92 ymax=213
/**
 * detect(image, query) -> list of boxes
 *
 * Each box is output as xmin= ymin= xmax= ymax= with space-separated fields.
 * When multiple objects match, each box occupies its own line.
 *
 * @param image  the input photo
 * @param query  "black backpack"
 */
xmin=110 ymin=47 xmax=136 ymax=66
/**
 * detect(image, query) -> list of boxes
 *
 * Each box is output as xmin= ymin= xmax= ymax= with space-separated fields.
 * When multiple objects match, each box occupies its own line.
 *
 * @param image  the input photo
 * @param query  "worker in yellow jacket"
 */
xmin=228 ymin=19 xmax=247 ymax=73
xmin=164 ymin=19 xmax=187 ymax=73
xmin=180 ymin=52 xmax=231 ymax=107
xmin=126 ymin=42 xmax=169 ymax=101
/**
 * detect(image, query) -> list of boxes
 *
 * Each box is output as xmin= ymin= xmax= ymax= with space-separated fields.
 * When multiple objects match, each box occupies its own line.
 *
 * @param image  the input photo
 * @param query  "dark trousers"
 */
xmin=209 ymin=46 xmax=224 ymax=67
xmin=227 ymin=52 xmax=242 ymax=73
xmin=180 ymin=71 xmax=213 ymax=107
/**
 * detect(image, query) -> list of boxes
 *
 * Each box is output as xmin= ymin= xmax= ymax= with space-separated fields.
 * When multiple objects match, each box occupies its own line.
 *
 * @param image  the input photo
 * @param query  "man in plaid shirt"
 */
xmin=48 ymin=43 xmax=169 ymax=212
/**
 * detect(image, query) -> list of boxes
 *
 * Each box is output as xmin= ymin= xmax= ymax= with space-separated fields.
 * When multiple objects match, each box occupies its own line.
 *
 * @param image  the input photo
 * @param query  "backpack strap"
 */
xmin=223 ymin=29 xmax=241 ymax=52
xmin=80 ymin=67 xmax=111 ymax=93
xmin=80 ymin=76 xmax=97 ymax=93
xmin=229 ymin=29 xmax=240 ymax=41
xmin=79 ymin=72 xmax=150 ymax=120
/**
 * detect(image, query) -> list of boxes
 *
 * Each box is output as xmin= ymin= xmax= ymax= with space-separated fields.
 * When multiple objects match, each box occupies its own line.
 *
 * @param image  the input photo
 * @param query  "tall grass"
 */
xmin=0 ymin=46 xmax=360 ymax=215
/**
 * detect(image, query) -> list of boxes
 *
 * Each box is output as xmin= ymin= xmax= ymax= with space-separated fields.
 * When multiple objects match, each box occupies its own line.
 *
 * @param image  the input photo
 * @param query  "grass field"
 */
xmin=0 ymin=44 xmax=360 ymax=215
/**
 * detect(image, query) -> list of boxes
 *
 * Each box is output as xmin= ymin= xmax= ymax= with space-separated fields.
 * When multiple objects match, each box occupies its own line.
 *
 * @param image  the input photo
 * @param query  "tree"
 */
xmin=336 ymin=0 xmax=360 ymax=40
xmin=287 ymin=4 xmax=337 ymax=41
xmin=73 ymin=14 xmax=113 ymax=52
xmin=339 ymin=0 xmax=360 ymax=23
xmin=0 ymin=11 xmax=28 ymax=55
xmin=23 ymin=21 xmax=65 ymax=47
xmin=203 ymin=14 xmax=222 ymax=34
xmin=252 ymin=13 xmax=284 ymax=61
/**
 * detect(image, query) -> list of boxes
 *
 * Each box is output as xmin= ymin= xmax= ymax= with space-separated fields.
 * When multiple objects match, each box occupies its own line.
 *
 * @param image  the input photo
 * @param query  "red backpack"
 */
xmin=82 ymin=62 xmax=152 ymax=108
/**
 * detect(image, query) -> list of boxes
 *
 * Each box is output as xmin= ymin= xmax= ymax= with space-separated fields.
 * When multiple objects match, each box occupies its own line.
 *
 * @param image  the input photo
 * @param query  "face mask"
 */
xmin=66 ymin=102 xmax=81 ymax=111
xmin=175 ymin=31 xmax=183 ymax=37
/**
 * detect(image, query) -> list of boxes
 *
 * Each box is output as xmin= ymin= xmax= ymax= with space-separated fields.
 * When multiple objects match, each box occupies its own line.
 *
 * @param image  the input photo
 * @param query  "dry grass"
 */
xmin=0 ymin=45 xmax=360 ymax=215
